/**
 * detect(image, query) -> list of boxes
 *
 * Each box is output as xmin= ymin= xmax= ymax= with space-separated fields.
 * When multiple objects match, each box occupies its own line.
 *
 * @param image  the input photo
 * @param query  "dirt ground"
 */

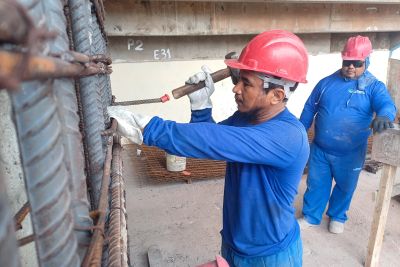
xmin=122 ymin=144 xmax=400 ymax=267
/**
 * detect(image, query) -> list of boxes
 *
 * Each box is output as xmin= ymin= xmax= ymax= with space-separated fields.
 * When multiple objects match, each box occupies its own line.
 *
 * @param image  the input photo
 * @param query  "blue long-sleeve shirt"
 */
xmin=143 ymin=108 xmax=309 ymax=257
xmin=300 ymin=70 xmax=396 ymax=156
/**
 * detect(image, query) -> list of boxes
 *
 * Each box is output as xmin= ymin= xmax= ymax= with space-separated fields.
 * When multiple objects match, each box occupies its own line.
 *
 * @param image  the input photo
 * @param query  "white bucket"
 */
xmin=165 ymin=153 xmax=186 ymax=172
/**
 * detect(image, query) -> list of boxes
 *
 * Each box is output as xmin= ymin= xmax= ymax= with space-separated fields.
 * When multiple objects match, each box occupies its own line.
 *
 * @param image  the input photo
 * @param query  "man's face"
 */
xmin=341 ymin=60 xmax=365 ymax=79
xmin=232 ymin=70 xmax=269 ymax=113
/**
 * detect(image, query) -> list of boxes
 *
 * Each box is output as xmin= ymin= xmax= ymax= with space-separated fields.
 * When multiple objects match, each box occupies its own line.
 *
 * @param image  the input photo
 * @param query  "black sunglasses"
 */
xmin=342 ymin=60 xmax=365 ymax=68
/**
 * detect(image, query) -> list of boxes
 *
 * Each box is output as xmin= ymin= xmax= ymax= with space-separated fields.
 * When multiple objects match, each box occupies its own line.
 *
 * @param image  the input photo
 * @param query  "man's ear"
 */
xmin=270 ymin=88 xmax=285 ymax=104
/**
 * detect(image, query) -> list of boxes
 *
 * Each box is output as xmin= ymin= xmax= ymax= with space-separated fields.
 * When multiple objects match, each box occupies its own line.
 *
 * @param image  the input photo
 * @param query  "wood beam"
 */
xmin=387 ymin=59 xmax=400 ymax=118
xmin=104 ymin=1 xmax=400 ymax=36
xmin=365 ymin=164 xmax=397 ymax=267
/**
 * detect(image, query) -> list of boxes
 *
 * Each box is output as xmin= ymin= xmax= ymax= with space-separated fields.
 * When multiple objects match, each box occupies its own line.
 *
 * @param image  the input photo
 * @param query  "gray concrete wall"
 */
xmin=0 ymin=91 xmax=38 ymax=267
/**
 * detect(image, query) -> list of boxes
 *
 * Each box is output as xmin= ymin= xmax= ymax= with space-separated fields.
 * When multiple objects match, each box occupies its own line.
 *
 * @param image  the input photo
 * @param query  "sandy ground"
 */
xmin=122 ymin=144 xmax=400 ymax=267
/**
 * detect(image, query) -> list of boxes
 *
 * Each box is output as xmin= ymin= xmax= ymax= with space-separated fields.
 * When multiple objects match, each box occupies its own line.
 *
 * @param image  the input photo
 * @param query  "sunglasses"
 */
xmin=342 ymin=60 xmax=365 ymax=68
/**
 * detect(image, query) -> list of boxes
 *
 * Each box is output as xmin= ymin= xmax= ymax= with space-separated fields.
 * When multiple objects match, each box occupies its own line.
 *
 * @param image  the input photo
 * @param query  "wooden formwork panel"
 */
xmin=105 ymin=1 xmax=400 ymax=36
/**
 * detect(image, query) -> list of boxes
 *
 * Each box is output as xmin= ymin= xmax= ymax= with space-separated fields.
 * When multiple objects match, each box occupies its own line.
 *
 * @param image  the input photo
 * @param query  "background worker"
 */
xmin=299 ymin=35 xmax=396 ymax=234
xmin=107 ymin=30 xmax=309 ymax=267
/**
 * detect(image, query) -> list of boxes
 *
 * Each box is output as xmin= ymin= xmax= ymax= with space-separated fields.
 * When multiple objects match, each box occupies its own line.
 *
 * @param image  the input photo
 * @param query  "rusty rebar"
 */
xmin=82 ymin=119 xmax=117 ymax=267
xmin=0 ymin=0 xmax=58 ymax=90
xmin=107 ymin=138 xmax=128 ymax=267
xmin=112 ymin=94 xmax=170 ymax=106
xmin=0 ymin=50 xmax=112 ymax=90
xmin=17 ymin=234 xmax=35 ymax=247
xmin=14 ymin=201 xmax=30 ymax=231
xmin=91 ymin=0 xmax=107 ymax=45
xmin=0 ymin=0 xmax=30 ymax=44
xmin=64 ymin=3 xmax=93 ymax=212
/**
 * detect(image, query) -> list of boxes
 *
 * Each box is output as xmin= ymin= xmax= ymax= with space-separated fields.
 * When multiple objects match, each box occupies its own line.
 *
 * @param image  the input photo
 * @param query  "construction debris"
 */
xmin=364 ymin=158 xmax=383 ymax=174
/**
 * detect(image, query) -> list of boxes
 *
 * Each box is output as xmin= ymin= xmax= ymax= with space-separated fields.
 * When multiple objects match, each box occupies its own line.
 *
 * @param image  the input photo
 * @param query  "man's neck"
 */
xmin=247 ymin=103 xmax=286 ymax=124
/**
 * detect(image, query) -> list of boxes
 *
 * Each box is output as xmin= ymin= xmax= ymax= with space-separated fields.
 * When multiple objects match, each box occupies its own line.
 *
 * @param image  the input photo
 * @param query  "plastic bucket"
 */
xmin=165 ymin=153 xmax=186 ymax=172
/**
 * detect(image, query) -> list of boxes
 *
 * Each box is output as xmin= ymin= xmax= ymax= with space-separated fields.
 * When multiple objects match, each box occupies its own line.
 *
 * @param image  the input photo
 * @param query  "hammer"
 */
xmin=111 ymin=67 xmax=231 ymax=106
xmin=171 ymin=68 xmax=231 ymax=99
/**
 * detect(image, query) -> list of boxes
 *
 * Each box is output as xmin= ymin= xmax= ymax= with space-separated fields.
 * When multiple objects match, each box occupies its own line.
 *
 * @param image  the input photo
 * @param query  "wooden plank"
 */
xmin=365 ymin=164 xmax=397 ymax=267
xmin=104 ymin=1 xmax=400 ymax=36
xmin=387 ymin=59 xmax=400 ymax=118
xmin=371 ymin=125 xmax=400 ymax=167
xmin=147 ymin=245 xmax=163 ymax=267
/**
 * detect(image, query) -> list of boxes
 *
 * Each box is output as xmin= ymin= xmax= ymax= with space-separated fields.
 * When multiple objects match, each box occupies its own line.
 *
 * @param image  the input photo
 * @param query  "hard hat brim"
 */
xmin=224 ymin=59 xmax=307 ymax=83
xmin=342 ymin=55 xmax=367 ymax=60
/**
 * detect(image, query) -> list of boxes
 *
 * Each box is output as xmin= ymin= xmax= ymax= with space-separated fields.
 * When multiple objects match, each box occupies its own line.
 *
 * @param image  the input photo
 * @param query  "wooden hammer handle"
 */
xmin=171 ymin=68 xmax=231 ymax=99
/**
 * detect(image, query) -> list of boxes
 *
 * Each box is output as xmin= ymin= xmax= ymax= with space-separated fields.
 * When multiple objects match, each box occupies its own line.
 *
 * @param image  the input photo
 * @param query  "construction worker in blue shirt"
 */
xmin=107 ymin=30 xmax=310 ymax=267
xmin=298 ymin=35 xmax=396 ymax=234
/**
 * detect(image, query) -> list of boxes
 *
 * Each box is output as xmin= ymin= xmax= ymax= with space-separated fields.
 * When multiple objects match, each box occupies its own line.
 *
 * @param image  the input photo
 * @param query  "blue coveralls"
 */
xmin=300 ymin=70 xmax=396 ymax=224
xmin=143 ymin=108 xmax=309 ymax=266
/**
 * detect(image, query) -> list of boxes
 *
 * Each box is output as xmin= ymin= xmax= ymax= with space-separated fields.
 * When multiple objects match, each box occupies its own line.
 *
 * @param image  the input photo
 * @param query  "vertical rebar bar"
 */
xmin=82 ymin=119 xmax=117 ymax=267
xmin=43 ymin=0 xmax=93 ymax=260
xmin=68 ymin=0 xmax=106 ymax=208
xmin=11 ymin=0 xmax=79 ymax=266
xmin=107 ymin=139 xmax=129 ymax=267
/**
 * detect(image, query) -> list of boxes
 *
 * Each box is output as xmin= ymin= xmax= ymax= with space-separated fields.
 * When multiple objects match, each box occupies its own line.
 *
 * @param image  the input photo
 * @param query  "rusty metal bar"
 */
xmin=17 ymin=234 xmax=35 ymax=247
xmin=0 ymin=50 xmax=111 ymax=89
xmin=14 ymin=201 xmax=30 ymax=231
xmin=107 ymin=137 xmax=129 ymax=267
xmin=0 ymin=51 xmax=112 ymax=89
xmin=82 ymin=119 xmax=117 ymax=267
xmin=91 ymin=0 xmax=107 ymax=44
xmin=112 ymin=94 xmax=170 ymax=106
xmin=0 ymin=0 xmax=30 ymax=44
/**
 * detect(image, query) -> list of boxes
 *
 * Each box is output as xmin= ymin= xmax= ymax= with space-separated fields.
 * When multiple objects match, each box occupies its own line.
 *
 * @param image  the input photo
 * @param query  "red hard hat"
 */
xmin=225 ymin=30 xmax=308 ymax=83
xmin=341 ymin=35 xmax=372 ymax=60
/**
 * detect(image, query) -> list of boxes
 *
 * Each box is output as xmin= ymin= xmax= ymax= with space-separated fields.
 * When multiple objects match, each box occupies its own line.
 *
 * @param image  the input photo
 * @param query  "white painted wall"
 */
xmin=110 ymin=50 xmax=390 ymax=122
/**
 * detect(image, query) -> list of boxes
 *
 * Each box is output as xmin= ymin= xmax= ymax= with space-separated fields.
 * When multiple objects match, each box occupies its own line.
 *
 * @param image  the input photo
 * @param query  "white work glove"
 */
xmin=106 ymin=106 xmax=153 ymax=145
xmin=186 ymin=65 xmax=215 ymax=110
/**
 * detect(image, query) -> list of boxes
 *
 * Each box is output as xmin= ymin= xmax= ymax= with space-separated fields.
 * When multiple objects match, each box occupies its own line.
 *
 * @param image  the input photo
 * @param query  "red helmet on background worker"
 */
xmin=341 ymin=35 xmax=372 ymax=60
xmin=224 ymin=29 xmax=309 ymax=83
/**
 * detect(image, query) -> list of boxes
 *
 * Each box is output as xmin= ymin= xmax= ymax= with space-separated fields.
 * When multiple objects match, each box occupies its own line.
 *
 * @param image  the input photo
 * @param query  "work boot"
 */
xmin=297 ymin=217 xmax=317 ymax=230
xmin=329 ymin=220 xmax=344 ymax=234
